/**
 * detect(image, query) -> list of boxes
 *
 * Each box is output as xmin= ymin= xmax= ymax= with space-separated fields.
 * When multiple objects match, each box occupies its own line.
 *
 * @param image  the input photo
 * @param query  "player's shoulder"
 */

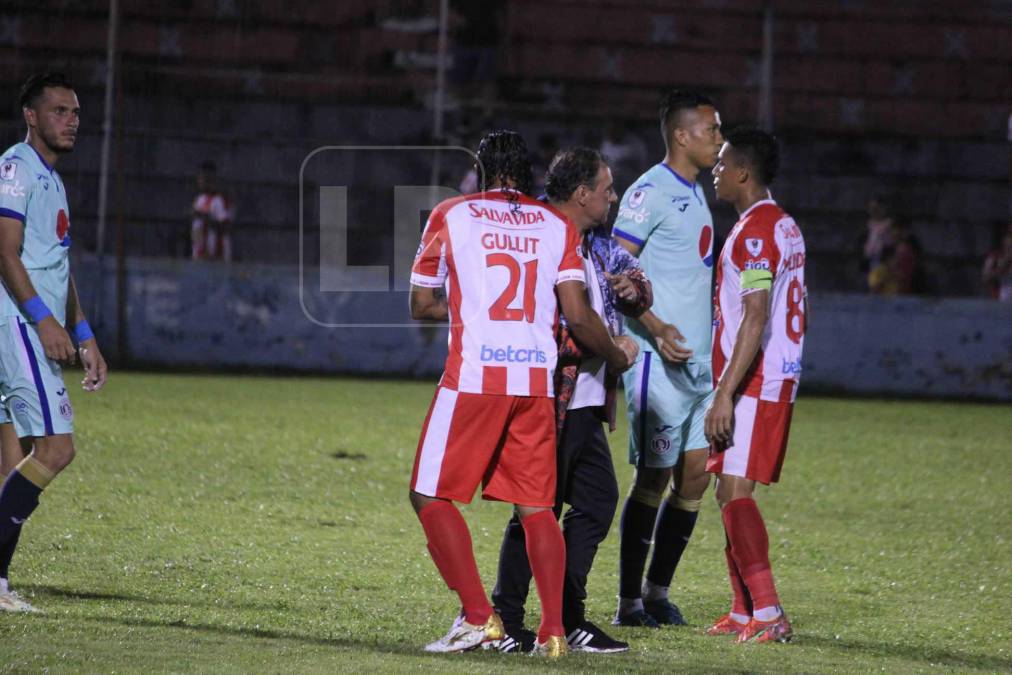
xmin=0 ymin=144 xmax=36 ymax=181
xmin=531 ymin=197 xmax=573 ymax=229
xmin=740 ymin=200 xmax=784 ymax=234
xmin=621 ymin=165 xmax=665 ymax=204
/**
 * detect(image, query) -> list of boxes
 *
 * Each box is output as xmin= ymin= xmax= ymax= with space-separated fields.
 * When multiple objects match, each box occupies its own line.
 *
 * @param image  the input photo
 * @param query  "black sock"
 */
xmin=0 ymin=524 xmax=22 ymax=581
xmin=618 ymin=497 xmax=659 ymax=600
xmin=0 ymin=471 xmax=41 ymax=545
xmin=646 ymin=502 xmax=699 ymax=589
xmin=491 ymin=514 xmax=532 ymax=630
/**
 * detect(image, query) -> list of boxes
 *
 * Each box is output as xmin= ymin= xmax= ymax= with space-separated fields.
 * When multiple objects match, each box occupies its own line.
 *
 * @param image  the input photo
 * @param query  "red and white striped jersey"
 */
xmin=411 ymin=189 xmax=585 ymax=397
xmin=713 ymin=198 xmax=806 ymax=402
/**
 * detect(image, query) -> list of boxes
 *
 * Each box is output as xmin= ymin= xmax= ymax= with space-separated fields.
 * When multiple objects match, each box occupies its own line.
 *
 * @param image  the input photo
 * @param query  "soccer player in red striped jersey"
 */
xmin=408 ymin=131 xmax=635 ymax=657
xmin=704 ymin=127 xmax=806 ymax=643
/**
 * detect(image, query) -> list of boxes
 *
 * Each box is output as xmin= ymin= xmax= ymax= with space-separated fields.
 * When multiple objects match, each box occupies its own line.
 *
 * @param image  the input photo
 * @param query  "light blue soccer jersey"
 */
xmin=613 ymin=163 xmax=714 ymax=363
xmin=0 ymin=142 xmax=72 ymax=326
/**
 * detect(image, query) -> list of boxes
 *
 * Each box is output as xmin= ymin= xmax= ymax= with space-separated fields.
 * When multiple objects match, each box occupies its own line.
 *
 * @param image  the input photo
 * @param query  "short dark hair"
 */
xmin=198 ymin=160 xmax=217 ymax=174
xmin=659 ymin=89 xmax=714 ymax=146
xmin=475 ymin=129 xmax=534 ymax=196
xmin=19 ymin=72 xmax=75 ymax=109
xmin=544 ymin=147 xmax=605 ymax=203
xmin=725 ymin=126 xmax=780 ymax=186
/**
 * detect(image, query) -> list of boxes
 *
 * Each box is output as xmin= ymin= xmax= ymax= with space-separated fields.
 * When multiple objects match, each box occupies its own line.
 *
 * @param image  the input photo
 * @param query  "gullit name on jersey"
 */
xmin=468 ymin=203 xmax=545 ymax=226
xmin=482 ymin=232 xmax=539 ymax=255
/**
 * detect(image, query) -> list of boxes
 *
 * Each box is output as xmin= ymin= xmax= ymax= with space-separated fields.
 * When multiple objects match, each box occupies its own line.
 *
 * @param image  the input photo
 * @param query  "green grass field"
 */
xmin=0 ymin=372 xmax=1009 ymax=673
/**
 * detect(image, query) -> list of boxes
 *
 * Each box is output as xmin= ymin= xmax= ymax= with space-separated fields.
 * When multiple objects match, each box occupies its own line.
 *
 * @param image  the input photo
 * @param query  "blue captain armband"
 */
xmin=21 ymin=295 xmax=53 ymax=323
xmin=73 ymin=320 xmax=94 ymax=343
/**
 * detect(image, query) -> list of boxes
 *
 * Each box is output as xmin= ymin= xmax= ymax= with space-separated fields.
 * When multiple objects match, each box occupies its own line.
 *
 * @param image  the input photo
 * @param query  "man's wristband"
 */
xmin=21 ymin=296 xmax=52 ymax=323
xmin=73 ymin=320 xmax=94 ymax=343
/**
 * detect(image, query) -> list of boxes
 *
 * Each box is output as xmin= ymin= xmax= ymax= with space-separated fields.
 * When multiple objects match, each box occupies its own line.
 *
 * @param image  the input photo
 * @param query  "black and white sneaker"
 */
xmin=567 ymin=621 xmax=630 ymax=653
xmin=484 ymin=625 xmax=536 ymax=653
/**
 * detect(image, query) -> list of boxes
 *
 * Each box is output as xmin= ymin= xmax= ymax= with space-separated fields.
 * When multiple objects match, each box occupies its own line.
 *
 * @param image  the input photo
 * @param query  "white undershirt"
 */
xmin=568 ymin=251 xmax=608 ymax=410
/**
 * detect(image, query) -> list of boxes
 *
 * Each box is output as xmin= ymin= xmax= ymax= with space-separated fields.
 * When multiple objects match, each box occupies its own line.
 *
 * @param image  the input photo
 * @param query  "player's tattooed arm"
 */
xmin=705 ymin=290 xmax=769 ymax=446
xmin=0 ymin=215 xmax=76 ymax=364
xmin=409 ymin=284 xmax=448 ymax=321
xmin=637 ymin=309 xmax=692 ymax=363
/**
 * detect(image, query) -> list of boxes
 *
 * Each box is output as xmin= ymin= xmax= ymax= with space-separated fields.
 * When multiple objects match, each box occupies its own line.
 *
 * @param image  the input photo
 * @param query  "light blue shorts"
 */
xmin=0 ymin=318 xmax=74 ymax=438
xmin=622 ymin=351 xmax=713 ymax=469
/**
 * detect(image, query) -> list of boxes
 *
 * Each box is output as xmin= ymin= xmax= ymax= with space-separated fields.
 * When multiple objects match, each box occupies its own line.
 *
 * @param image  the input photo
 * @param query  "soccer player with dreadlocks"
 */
xmin=407 ymin=130 xmax=636 ymax=658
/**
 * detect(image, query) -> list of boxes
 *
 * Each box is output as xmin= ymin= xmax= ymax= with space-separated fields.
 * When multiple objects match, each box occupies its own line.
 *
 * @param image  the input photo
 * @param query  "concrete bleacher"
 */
xmin=0 ymin=0 xmax=1008 ymax=295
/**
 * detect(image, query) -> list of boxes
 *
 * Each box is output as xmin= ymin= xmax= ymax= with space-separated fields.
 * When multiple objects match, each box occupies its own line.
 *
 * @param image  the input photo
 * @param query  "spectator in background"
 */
xmin=889 ymin=217 xmax=922 ymax=295
xmin=868 ymin=245 xmax=899 ymax=295
xmin=191 ymin=161 xmax=233 ymax=262
xmin=982 ymin=221 xmax=1012 ymax=301
xmin=868 ymin=217 xmax=923 ymax=296
xmin=861 ymin=194 xmax=895 ymax=284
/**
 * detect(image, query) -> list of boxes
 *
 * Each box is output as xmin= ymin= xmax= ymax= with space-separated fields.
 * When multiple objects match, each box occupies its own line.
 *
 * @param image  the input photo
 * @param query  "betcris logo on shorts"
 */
xmin=480 ymin=344 xmax=548 ymax=364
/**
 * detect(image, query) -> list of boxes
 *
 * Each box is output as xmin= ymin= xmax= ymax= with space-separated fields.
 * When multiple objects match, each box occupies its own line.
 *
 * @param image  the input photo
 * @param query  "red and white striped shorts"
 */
xmin=410 ymin=387 xmax=557 ymax=506
xmin=706 ymin=395 xmax=794 ymax=485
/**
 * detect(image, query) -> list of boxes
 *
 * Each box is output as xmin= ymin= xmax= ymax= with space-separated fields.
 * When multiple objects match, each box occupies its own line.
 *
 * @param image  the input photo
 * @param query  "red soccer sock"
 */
xmin=521 ymin=509 xmax=566 ymax=641
xmin=724 ymin=536 xmax=752 ymax=616
xmin=722 ymin=498 xmax=780 ymax=612
xmin=427 ymin=542 xmax=455 ymax=591
xmin=418 ymin=500 xmax=492 ymax=625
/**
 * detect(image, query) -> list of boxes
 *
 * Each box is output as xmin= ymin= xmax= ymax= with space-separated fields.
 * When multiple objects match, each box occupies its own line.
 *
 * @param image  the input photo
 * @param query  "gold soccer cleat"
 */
xmin=533 ymin=635 xmax=568 ymax=658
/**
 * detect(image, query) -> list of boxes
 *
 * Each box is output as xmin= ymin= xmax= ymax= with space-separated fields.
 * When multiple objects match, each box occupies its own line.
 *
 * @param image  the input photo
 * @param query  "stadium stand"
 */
xmin=0 ymin=0 xmax=1008 ymax=293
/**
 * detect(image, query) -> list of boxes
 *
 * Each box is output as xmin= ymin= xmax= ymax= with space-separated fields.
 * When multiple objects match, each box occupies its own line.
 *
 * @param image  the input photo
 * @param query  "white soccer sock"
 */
xmin=754 ymin=605 xmax=782 ymax=622
xmin=730 ymin=611 xmax=751 ymax=625
xmin=642 ymin=579 xmax=668 ymax=601
xmin=618 ymin=597 xmax=644 ymax=615
xmin=0 ymin=577 xmax=8 ymax=593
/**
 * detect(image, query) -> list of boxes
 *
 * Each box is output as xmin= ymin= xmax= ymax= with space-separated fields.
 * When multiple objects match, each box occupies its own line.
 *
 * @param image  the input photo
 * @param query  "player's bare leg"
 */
xmin=615 ymin=465 xmax=669 ymax=627
xmin=714 ymin=475 xmax=792 ymax=643
xmin=642 ymin=448 xmax=710 ymax=624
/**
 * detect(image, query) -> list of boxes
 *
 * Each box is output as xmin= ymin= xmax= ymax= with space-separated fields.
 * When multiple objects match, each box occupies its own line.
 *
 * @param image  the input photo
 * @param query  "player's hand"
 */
xmin=612 ymin=335 xmax=639 ymax=372
xmin=704 ymin=390 xmax=735 ymax=449
xmin=37 ymin=316 xmax=76 ymax=365
xmin=653 ymin=323 xmax=692 ymax=363
xmin=605 ymin=272 xmax=639 ymax=303
xmin=79 ymin=339 xmax=108 ymax=392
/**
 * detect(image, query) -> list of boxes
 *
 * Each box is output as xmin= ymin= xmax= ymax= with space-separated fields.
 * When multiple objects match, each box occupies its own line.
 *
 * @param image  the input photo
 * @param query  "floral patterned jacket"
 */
xmin=555 ymin=225 xmax=652 ymax=437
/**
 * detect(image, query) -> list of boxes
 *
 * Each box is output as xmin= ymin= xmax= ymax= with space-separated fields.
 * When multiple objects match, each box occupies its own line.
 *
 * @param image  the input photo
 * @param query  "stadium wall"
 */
xmin=74 ymin=256 xmax=1011 ymax=401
